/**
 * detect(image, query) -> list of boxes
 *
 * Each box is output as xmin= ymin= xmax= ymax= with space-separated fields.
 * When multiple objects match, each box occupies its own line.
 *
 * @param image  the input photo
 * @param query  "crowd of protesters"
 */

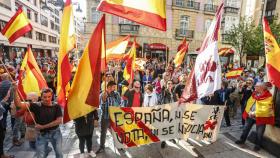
xmin=0 ymin=54 xmax=276 ymax=158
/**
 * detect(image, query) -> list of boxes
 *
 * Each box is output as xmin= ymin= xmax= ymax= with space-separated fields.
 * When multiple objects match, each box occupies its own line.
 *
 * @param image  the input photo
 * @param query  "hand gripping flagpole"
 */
xmin=0 ymin=59 xmax=37 ymax=125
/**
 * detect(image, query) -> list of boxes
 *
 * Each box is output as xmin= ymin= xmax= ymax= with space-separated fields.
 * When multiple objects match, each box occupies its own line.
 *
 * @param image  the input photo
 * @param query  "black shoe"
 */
xmin=235 ymin=140 xmax=245 ymax=144
xmin=161 ymin=142 xmax=166 ymax=148
xmin=95 ymin=147 xmax=105 ymax=154
xmin=253 ymin=146 xmax=261 ymax=151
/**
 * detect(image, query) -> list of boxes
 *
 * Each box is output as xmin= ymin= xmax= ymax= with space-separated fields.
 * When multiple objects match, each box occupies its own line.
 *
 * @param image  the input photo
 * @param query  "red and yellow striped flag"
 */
xmin=174 ymin=38 xmax=188 ymax=67
xmin=218 ymin=48 xmax=234 ymax=56
xmin=225 ymin=68 xmax=244 ymax=79
xmin=18 ymin=47 xmax=48 ymax=99
xmin=97 ymin=0 xmax=166 ymax=31
xmin=1 ymin=7 xmax=32 ymax=44
xmin=123 ymin=40 xmax=136 ymax=84
xmin=263 ymin=17 xmax=280 ymax=88
xmin=64 ymin=15 xmax=105 ymax=123
xmin=106 ymin=35 xmax=130 ymax=60
xmin=57 ymin=0 xmax=76 ymax=107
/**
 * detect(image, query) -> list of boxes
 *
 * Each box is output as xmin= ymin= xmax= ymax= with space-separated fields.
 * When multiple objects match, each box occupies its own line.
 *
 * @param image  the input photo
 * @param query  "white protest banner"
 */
xmin=109 ymin=103 xmax=225 ymax=148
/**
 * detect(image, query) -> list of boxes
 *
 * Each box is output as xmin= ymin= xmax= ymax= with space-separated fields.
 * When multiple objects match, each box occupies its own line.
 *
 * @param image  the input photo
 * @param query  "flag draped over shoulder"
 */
xmin=123 ymin=41 xmax=136 ymax=84
xmin=18 ymin=47 xmax=48 ymax=99
xmin=64 ymin=15 xmax=105 ymax=123
xmin=1 ymin=7 xmax=32 ymax=44
xmin=181 ymin=2 xmax=223 ymax=102
xmin=57 ymin=0 xmax=76 ymax=107
xmin=263 ymin=17 xmax=280 ymax=88
xmin=226 ymin=68 xmax=243 ymax=79
xmin=97 ymin=0 xmax=166 ymax=31
xmin=174 ymin=38 xmax=188 ymax=68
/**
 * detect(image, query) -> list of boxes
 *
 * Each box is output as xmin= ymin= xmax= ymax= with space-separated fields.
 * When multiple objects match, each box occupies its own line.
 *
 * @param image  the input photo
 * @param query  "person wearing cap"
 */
xmin=235 ymin=82 xmax=275 ymax=151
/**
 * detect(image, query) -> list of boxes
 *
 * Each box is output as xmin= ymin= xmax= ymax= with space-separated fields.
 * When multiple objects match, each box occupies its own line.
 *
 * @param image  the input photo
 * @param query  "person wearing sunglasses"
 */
xmin=123 ymin=81 xmax=143 ymax=107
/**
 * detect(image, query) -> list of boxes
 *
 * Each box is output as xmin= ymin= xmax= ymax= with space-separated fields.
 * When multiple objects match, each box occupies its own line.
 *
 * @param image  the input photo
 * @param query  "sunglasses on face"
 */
xmin=134 ymin=86 xmax=141 ymax=89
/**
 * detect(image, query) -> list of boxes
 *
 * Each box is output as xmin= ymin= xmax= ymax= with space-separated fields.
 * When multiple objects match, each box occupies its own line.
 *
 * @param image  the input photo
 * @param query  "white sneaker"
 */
xmin=80 ymin=153 xmax=86 ymax=158
xmin=89 ymin=151 xmax=96 ymax=157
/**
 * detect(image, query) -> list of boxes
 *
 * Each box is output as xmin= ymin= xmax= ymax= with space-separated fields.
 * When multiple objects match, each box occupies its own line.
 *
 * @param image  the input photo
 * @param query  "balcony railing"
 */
xmin=204 ymin=4 xmax=218 ymax=13
xmin=119 ymin=24 xmax=140 ymax=35
xmin=173 ymin=1 xmax=200 ymax=10
xmin=224 ymin=6 xmax=239 ymax=14
xmin=175 ymin=29 xmax=194 ymax=39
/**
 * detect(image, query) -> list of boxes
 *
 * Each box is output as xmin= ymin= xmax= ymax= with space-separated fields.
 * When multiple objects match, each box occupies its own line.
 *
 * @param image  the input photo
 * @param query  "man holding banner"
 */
xmin=96 ymin=81 xmax=121 ymax=154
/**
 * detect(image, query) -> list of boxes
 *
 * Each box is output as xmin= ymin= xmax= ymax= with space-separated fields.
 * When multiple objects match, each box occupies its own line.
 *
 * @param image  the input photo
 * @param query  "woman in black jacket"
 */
xmin=161 ymin=80 xmax=177 ymax=104
xmin=74 ymin=110 xmax=98 ymax=157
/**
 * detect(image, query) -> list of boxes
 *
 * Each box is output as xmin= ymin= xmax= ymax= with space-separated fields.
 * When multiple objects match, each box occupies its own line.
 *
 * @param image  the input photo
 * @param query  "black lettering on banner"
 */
xmin=162 ymin=127 xmax=168 ymax=135
xmin=116 ymin=132 xmax=131 ymax=144
xmin=124 ymin=113 xmax=133 ymax=125
xmin=135 ymin=112 xmax=143 ymax=122
xmin=178 ymin=123 xmax=184 ymax=134
xmin=210 ymin=107 xmax=220 ymax=120
xmin=183 ymin=110 xmax=190 ymax=119
xmin=185 ymin=123 xmax=192 ymax=133
xmin=114 ymin=112 xmax=123 ymax=127
xmin=131 ymin=129 xmax=145 ymax=141
xmin=162 ymin=109 xmax=170 ymax=122
xmin=144 ymin=113 xmax=152 ymax=124
xmin=151 ymin=129 xmax=159 ymax=136
xmin=152 ymin=109 xmax=162 ymax=123
xmin=197 ymin=124 xmax=204 ymax=135
xmin=203 ymin=132 xmax=213 ymax=139
xmin=169 ymin=126 xmax=174 ymax=134
xmin=190 ymin=125 xmax=197 ymax=134
xmin=190 ymin=111 xmax=197 ymax=121
xmin=175 ymin=110 xmax=181 ymax=119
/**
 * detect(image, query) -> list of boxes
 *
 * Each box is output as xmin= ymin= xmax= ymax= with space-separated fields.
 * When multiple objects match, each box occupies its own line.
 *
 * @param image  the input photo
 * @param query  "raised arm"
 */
xmin=12 ymin=82 xmax=30 ymax=110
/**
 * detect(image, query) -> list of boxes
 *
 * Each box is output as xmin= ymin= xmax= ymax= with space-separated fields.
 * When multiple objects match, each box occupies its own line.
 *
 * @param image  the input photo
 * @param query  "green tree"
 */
xmin=225 ymin=18 xmax=256 ymax=66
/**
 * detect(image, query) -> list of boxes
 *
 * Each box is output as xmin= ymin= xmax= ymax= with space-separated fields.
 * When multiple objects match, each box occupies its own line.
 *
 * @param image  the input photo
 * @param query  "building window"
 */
xmin=226 ymin=0 xmax=238 ymax=8
xmin=48 ymin=35 xmax=57 ymax=43
xmin=15 ymin=2 xmax=20 ymax=11
xmin=0 ymin=20 xmax=7 ymax=31
xmin=55 ymin=17 xmax=59 ymax=24
xmin=175 ymin=0 xmax=183 ymax=6
xmin=36 ymin=32 xmax=46 ymax=41
xmin=206 ymin=0 xmax=213 ymax=4
xmin=24 ymin=31 xmax=32 ymax=39
xmin=27 ymin=9 xmax=31 ymax=19
xmin=180 ymin=15 xmax=189 ymax=35
xmin=205 ymin=19 xmax=212 ymax=32
xmin=34 ymin=12 xmax=38 ymax=22
xmin=54 ymin=9 xmax=59 ymax=16
xmin=41 ymin=15 xmax=48 ymax=27
xmin=50 ymin=21 xmax=54 ymax=30
xmin=119 ymin=18 xmax=134 ymax=24
xmin=33 ymin=0 xmax=37 ymax=6
xmin=91 ymin=7 xmax=101 ymax=23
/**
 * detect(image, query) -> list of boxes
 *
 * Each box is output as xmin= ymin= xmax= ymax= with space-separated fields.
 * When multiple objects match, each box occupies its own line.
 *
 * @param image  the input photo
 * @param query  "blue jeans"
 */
xmin=36 ymin=128 xmax=63 ymax=158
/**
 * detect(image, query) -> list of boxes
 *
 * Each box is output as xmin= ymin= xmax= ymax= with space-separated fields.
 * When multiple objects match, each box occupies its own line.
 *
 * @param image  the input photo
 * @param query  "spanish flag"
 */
xmin=101 ymin=35 xmax=130 ymax=71
xmin=174 ymin=38 xmax=188 ymax=67
xmin=218 ymin=48 xmax=234 ymax=56
xmin=123 ymin=40 xmax=136 ymax=84
xmin=64 ymin=15 xmax=105 ymax=123
xmin=57 ymin=0 xmax=76 ymax=107
xmin=1 ymin=6 xmax=32 ymax=44
xmin=18 ymin=47 xmax=48 ymax=99
xmin=263 ymin=17 xmax=280 ymax=88
xmin=97 ymin=0 xmax=166 ymax=31
xmin=225 ymin=68 xmax=244 ymax=79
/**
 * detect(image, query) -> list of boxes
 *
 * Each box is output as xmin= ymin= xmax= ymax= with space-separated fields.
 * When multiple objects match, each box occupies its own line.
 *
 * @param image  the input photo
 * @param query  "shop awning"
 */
xmin=127 ymin=41 xmax=141 ymax=48
xmin=148 ymin=43 xmax=169 ymax=50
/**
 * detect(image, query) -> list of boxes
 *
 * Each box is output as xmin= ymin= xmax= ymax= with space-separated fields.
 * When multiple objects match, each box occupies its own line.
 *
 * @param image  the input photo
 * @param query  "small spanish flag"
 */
xmin=123 ymin=40 xmax=136 ymax=84
xmin=174 ymin=38 xmax=188 ymax=67
xmin=97 ymin=0 xmax=166 ymax=31
xmin=1 ymin=6 xmax=32 ymax=43
xmin=218 ymin=48 xmax=234 ymax=56
xmin=226 ymin=68 xmax=244 ymax=79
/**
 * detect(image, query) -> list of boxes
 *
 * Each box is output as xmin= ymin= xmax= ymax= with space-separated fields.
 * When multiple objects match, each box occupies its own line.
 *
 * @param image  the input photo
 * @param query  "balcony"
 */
xmin=119 ymin=24 xmax=140 ymax=35
xmin=224 ymin=6 xmax=239 ymax=14
xmin=173 ymin=1 xmax=200 ymax=11
xmin=175 ymin=29 xmax=194 ymax=40
xmin=204 ymin=4 xmax=217 ymax=13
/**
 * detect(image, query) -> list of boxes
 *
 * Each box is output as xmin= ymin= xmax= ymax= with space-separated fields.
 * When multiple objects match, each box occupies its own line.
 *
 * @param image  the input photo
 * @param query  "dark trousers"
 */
xmin=78 ymin=135 xmax=93 ymax=153
xmin=240 ymin=118 xmax=266 ymax=147
xmin=241 ymin=104 xmax=246 ymax=125
xmin=224 ymin=106 xmax=231 ymax=126
xmin=0 ymin=120 xmax=5 ymax=156
xmin=100 ymin=117 xmax=110 ymax=148
xmin=3 ymin=108 xmax=15 ymax=129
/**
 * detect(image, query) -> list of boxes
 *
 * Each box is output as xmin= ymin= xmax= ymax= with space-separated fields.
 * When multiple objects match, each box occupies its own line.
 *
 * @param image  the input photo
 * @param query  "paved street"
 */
xmin=3 ymin=110 xmax=276 ymax=158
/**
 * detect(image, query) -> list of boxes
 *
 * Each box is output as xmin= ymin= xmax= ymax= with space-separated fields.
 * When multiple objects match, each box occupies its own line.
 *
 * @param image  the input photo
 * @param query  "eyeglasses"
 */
xmin=168 ymin=83 xmax=173 ymax=85
xmin=134 ymin=86 xmax=141 ymax=89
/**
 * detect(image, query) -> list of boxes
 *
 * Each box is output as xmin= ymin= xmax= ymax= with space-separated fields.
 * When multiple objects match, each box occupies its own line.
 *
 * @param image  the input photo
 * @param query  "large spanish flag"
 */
xmin=174 ymin=38 xmax=188 ymax=68
xmin=263 ymin=17 xmax=280 ymax=88
xmin=123 ymin=40 xmax=136 ymax=84
xmin=1 ymin=6 xmax=32 ymax=44
xmin=225 ymin=68 xmax=244 ymax=79
xmin=18 ymin=47 xmax=48 ymax=99
xmin=97 ymin=0 xmax=166 ymax=31
xmin=57 ymin=0 xmax=76 ymax=107
xmin=64 ymin=15 xmax=105 ymax=123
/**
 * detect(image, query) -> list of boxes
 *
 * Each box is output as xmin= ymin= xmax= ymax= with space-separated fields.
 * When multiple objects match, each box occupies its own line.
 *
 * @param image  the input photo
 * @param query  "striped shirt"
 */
xmin=100 ymin=91 xmax=121 ymax=119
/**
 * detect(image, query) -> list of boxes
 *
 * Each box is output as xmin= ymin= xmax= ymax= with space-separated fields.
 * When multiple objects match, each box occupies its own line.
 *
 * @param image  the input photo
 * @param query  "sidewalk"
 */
xmin=4 ymin=111 xmax=277 ymax=158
